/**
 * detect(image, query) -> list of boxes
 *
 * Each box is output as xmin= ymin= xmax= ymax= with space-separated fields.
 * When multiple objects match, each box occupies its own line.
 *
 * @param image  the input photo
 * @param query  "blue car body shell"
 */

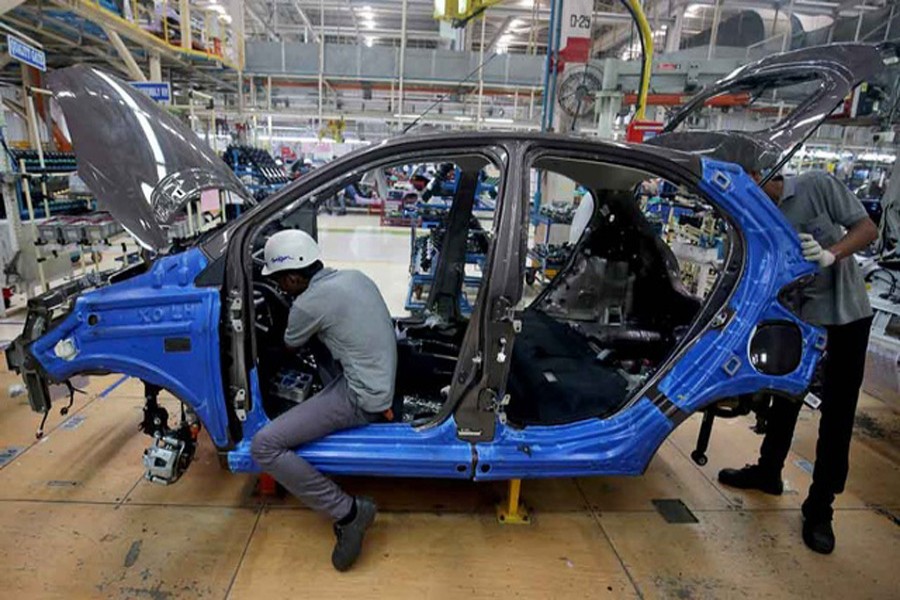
xmin=28 ymin=158 xmax=823 ymax=481
xmin=29 ymin=250 xmax=232 ymax=447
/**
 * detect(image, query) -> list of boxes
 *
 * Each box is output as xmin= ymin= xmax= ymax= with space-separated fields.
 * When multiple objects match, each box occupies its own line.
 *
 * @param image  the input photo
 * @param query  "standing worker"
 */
xmin=251 ymin=229 xmax=398 ymax=571
xmin=718 ymin=170 xmax=878 ymax=554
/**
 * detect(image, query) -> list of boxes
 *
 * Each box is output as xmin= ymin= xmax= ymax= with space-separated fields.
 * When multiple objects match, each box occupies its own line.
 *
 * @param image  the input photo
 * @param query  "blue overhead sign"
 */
xmin=130 ymin=81 xmax=172 ymax=104
xmin=7 ymin=35 xmax=46 ymax=72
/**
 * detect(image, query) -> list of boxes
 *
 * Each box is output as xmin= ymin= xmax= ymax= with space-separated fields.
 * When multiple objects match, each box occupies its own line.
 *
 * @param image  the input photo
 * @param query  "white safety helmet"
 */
xmin=261 ymin=229 xmax=321 ymax=276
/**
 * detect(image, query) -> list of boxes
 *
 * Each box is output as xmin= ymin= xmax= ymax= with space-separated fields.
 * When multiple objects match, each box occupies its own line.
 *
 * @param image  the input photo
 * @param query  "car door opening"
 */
xmin=506 ymin=157 xmax=734 ymax=426
xmin=248 ymin=154 xmax=502 ymax=427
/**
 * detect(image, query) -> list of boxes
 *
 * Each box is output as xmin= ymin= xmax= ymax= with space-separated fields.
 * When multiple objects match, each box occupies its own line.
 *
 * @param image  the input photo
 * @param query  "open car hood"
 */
xmin=47 ymin=65 xmax=251 ymax=251
xmin=648 ymin=43 xmax=890 ymax=175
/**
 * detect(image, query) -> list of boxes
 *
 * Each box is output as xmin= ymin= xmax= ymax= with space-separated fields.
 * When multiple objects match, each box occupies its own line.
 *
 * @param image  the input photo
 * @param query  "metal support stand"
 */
xmin=497 ymin=478 xmax=530 ymax=525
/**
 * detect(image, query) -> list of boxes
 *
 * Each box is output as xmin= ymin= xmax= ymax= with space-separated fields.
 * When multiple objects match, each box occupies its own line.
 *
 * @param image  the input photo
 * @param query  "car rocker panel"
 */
xmin=226 ymin=368 xmax=476 ymax=478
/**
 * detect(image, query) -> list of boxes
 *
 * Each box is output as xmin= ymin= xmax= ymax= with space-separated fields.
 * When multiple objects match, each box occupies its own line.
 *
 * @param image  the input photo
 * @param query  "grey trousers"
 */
xmin=250 ymin=374 xmax=368 ymax=520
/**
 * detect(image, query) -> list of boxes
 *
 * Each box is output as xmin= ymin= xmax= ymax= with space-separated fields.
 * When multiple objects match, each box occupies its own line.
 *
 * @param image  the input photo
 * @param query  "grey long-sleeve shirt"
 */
xmin=779 ymin=171 xmax=873 ymax=326
xmin=284 ymin=268 xmax=397 ymax=412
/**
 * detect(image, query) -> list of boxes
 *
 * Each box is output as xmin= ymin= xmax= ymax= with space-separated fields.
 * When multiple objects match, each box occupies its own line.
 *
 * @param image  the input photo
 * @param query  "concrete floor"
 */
xmin=0 ymin=214 xmax=897 ymax=599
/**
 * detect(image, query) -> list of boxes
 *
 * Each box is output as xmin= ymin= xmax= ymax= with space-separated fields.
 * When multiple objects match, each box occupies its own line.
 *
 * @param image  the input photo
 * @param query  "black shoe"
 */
xmin=802 ymin=518 xmax=835 ymax=554
xmin=717 ymin=464 xmax=784 ymax=495
xmin=332 ymin=496 xmax=377 ymax=571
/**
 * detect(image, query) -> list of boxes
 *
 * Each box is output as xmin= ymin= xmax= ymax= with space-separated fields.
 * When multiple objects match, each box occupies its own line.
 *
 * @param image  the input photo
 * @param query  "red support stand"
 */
xmin=256 ymin=473 xmax=278 ymax=496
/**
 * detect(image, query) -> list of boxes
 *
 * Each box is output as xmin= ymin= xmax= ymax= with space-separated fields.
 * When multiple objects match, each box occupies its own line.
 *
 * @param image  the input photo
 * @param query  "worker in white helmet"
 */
xmin=250 ymin=228 xmax=398 ymax=571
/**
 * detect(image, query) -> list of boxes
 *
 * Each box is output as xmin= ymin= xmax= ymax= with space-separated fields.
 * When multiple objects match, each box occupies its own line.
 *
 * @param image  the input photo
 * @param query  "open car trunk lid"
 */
xmin=47 ymin=65 xmax=251 ymax=251
xmin=648 ymin=43 xmax=892 ymax=178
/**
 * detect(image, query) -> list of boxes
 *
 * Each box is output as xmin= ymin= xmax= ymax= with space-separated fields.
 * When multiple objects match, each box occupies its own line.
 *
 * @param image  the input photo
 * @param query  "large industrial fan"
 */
xmin=557 ymin=64 xmax=604 ymax=120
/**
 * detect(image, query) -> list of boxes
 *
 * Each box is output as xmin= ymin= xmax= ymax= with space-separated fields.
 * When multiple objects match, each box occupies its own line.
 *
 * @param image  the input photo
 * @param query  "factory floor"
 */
xmin=0 ymin=214 xmax=897 ymax=599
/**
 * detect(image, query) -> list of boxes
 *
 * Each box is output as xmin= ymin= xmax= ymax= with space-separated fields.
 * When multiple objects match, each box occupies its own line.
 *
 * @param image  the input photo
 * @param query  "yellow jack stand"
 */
xmin=496 ymin=479 xmax=531 ymax=525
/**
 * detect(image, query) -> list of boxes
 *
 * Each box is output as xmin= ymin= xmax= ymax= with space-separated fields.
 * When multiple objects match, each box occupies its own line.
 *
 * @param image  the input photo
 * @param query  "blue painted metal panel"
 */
xmin=474 ymin=159 xmax=824 ymax=479
xmin=228 ymin=371 xmax=474 ymax=478
xmin=661 ymin=159 xmax=824 ymax=414
xmin=29 ymin=249 xmax=231 ymax=446
xmin=475 ymin=398 xmax=672 ymax=480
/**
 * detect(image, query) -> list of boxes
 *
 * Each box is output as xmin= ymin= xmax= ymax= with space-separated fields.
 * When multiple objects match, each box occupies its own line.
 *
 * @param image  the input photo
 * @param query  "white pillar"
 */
xmin=665 ymin=10 xmax=684 ymax=53
xmin=179 ymin=0 xmax=191 ymax=51
xmin=149 ymin=51 xmax=162 ymax=81
xmin=318 ymin=0 xmax=325 ymax=130
xmin=477 ymin=14 xmax=486 ymax=125
xmin=707 ymin=0 xmax=722 ymax=60
xmin=782 ymin=0 xmax=795 ymax=51
xmin=886 ymin=4 xmax=895 ymax=41
xmin=854 ymin=7 xmax=865 ymax=42
xmin=397 ymin=0 xmax=409 ymax=129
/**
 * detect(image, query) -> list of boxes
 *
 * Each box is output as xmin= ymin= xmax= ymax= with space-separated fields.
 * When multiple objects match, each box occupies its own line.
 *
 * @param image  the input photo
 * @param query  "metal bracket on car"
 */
xmin=229 ymin=295 xmax=243 ymax=333
xmin=815 ymin=334 xmax=827 ymax=351
xmin=478 ymin=388 xmax=510 ymax=424
xmin=710 ymin=307 xmax=733 ymax=329
xmin=712 ymin=171 xmax=732 ymax=191
xmin=491 ymin=296 xmax=521 ymax=331
xmin=233 ymin=388 xmax=248 ymax=421
xmin=722 ymin=355 xmax=742 ymax=377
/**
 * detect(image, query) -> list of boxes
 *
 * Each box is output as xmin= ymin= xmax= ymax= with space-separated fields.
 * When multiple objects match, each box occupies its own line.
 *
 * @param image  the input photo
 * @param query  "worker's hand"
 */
xmin=799 ymin=233 xmax=836 ymax=268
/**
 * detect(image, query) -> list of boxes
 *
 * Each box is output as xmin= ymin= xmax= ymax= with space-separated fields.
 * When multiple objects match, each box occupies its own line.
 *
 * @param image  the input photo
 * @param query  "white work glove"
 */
xmin=798 ymin=233 xmax=836 ymax=268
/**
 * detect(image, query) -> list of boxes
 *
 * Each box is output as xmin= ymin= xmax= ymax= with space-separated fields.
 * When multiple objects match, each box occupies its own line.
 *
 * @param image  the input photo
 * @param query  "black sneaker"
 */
xmin=332 ymin=496 xmax=377 ymax=572
xmin=802 ymin=518 xmax=835 ymax=554
xmin=717 ymin=464 xmax=784 ymax=495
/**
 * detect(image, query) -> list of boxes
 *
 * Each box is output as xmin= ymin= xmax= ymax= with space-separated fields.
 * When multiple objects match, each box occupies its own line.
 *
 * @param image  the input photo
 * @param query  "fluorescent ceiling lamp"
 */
xmin=208 ymin=4 xmax=226 ymax=14
xmin=858 ymin=152 xmax=896 ymax=163
xmin=484 ymin=117 xmax=514 ymax=124
xmin=454 ymin=115 xmax=473 ymax=122
xmin=219 ymin=14 xmax=232 ymax=24
xmin=260 ymin=135 xmax=323 ymax=143
xmin=271 ymin=126 xmax=316 ymax=132
xmin=393 ymin=113 xmax=422 ymax=119
xmin=363 ymin=20 xmax=376 ymax=30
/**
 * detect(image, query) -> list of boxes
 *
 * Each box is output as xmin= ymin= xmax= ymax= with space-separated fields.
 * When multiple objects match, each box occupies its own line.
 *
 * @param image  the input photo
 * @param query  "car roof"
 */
xmin=350 ymin=130 xmax=704 ymax=178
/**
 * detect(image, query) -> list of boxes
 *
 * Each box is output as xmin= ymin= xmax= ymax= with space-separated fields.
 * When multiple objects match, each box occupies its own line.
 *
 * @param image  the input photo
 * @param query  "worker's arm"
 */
xmin=828 ymin=216 xmax=878 ymax=262
xmin=284 ymin=304 xmax=323 ymax=349
xmin=818 ymin=173 xmax=879 ymax=263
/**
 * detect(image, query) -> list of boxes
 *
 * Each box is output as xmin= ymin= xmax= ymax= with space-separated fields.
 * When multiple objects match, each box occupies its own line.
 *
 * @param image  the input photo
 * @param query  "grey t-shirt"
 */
xmin=778 ymin=171 xmax=873 ymax=326
xmin=284 ymin=268 xmax=397 ymax=412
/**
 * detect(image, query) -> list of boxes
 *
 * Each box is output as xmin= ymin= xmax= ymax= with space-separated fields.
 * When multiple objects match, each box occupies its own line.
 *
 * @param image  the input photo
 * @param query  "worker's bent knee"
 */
xmin=250 ymin=428 xmax=283 ymax=467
